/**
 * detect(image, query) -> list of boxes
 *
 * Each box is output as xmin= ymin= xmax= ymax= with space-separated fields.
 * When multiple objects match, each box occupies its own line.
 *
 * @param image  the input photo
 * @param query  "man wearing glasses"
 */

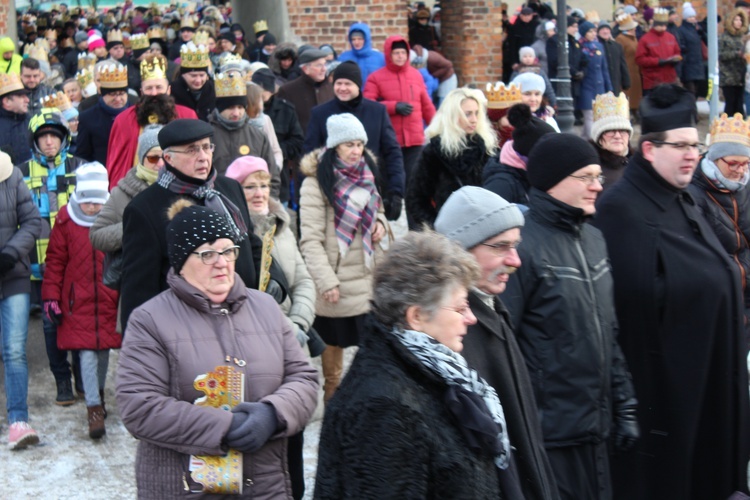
xmin=119 ymin=119 xmax=287 ymax=333
xmin=595 ymin=84 xmax=750 ymax=499
xmin=276 ymin=48 xmax=333 ymax=134
xmin=500 ymin=133 xmax=638 ymax=500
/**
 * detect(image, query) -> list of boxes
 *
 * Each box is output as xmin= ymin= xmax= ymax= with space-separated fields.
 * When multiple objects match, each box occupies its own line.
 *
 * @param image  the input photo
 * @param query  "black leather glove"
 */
xmin=658 ymin=59 xmax=669 ymax=66
xmin=612 ymin=397 xmax=640 ymax=452
xmin=265 ymin=279 xmax=284 ymax=304
xmin=225 ymin=402 xmax=278 ymax=453
xmin=384 ymin=192 xmax=403 ymax=221
xmin=0 ymin=252 xmax=16 ymax=276
xmin=395 ymin=102 xmax=414 ymax=116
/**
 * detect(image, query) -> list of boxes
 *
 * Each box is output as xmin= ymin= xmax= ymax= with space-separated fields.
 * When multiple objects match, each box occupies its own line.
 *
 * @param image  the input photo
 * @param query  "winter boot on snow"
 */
xmin=87 ymin=405 xmax=106 ymax=439
xmin=99 ymin=389 xmax=107 ymax=419
xmin=55 ymin=378 xmax=76 ymax=406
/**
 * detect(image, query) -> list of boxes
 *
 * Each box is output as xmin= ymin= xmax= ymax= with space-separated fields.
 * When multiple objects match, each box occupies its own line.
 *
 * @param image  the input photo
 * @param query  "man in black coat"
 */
xmin=304 ymin=61 xmax=405 ymax=221
xmin=594 ymin=84 xmax=750 ymax=500
xmin=170 ymin=43 xmax=215 ymax=122
xmin=120 ymin=119 xmax=286 ymax=330
xmin=435 ymin=186 xmax=560 ymax=500
xmin=597 ymin=23 xmax=630 ymax=95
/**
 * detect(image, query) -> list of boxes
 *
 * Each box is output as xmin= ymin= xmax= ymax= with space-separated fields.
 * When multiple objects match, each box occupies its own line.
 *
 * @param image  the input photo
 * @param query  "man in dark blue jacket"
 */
xmin=305 ymin=61 xmax=404 ymax=220
xmin=0 ymin=73 xmax=31 ymax=165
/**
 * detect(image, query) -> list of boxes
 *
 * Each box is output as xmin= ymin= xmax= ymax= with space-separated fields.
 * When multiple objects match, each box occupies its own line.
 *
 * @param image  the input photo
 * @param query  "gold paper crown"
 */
xmin=77 ymin=52 xmax=96 ymax=71
xmin=97 ymin=63 xmax=128 ymax=89
xmin=180 ymin=15 xmax=196 ymax=30
xmin=253 ymin=20 xmax=268 ymax=34
xmin=483 ymin=82 xmax=523 ymax=109
xmin=593 ymin=92 xmax=630 ymax=122
xmin=219 ymin=52 xmax=243 ymax=68
xmin=653 ymin=7 xmax=670 ymax=23
xmin=76 ymin=68 xmax=94 ymax=89
xmin=585 ymin=10 xmax=601 ymax=22
xmin=193 ymin=30 xmax=209 ymax=46
xmin=147 ymin=25 xmax=166 ymax=40
xmin=215 ymin=72 xmax=247 ymax=98
xmin=616 ymin=13 xmax=638 ymax=30
xmin=140 ymin=55 xmax=168 ymax=81
xmin=180 ymin=42 xmax=210 ymax=69
xmin=0 ymin=73 xmax=24 ymax=98
xmin=130 ymin=33 xmax=150 ymax=51
xmin=24 ymin=42 xmax=49 ymax=63
xmin=107 ymin=28 xmax=123 ymax=44
xmin=40 ymin=91 xmax=72 ymax=112
xmin=708 ymin=113 xmax=750 ymax=147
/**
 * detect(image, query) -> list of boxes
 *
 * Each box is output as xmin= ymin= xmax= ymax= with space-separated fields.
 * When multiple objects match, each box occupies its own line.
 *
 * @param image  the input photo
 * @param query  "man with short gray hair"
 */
xmin=276 ymin=48 xmax=334 ymax=133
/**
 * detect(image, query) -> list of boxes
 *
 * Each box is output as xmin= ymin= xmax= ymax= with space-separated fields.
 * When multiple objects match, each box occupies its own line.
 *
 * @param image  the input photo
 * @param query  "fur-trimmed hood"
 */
xmin=725 ymin=8 xmax=748 ymax=36
xmin=299 ymin=147 xmax=379 ymax=178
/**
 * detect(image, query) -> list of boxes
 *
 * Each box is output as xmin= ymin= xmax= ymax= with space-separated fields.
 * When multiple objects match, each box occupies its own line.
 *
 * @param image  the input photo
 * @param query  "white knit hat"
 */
xmin=682 ymin=2 xmax=697 ymax=19
xmin=326 ymin=113 xmax=368 ymax=149
xmin=74 ymin=162 xmax=110 ymax=204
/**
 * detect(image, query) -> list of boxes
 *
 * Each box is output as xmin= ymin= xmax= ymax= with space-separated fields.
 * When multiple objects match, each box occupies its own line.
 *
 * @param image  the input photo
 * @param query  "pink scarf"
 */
xmin=499 ymin=141 xmax=528 ymax=170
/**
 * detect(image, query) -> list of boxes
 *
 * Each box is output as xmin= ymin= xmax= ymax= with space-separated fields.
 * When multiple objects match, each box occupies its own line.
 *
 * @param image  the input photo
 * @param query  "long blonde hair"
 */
xmin=425 ymin=87 xmax=497 ymax=158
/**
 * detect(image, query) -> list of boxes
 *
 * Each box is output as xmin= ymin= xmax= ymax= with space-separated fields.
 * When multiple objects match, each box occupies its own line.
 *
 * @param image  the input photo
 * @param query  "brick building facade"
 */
xmin=0 ymin=0 xmax=11 ymax=36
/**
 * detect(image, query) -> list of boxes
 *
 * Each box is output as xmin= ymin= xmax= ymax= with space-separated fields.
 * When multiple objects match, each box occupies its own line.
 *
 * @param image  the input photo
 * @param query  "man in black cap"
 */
xmin=503 ymin=133 xmax=638 ymax=500
xmin=304 ymin=61 xmax=405 ymax=221
xmin=120 ymin=118 xmax=287 ymax=331
xmin=594 ymin=84 xmax=750 ymax=500
xmin=276 ymin=48 xmax=334 ymax=133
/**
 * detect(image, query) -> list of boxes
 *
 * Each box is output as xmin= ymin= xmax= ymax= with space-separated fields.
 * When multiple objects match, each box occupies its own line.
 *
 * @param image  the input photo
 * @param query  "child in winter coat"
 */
xmin=41 ymin=163 xmax=120 ymax=440
xmin=510 ymin=46 xmax=557 ymax=107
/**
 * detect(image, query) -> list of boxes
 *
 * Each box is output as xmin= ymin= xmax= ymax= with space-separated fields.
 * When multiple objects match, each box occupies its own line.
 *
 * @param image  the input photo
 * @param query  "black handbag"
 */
xmin=102 ymin=250 xmax=123 ymax=291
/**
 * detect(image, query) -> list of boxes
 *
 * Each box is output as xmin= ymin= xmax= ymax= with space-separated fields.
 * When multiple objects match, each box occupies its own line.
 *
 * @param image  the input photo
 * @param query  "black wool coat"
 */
xmin=592 ymin=141 xmax=630 ymax=194
xmin=76 ymin=98 xmax=131 ymax=165
xmin=170 ymin=76 xmax=216 ymax=122
xmin=594 ymin=153 xmax=750 ymax=500
xmin=599 ymin=37 xmax=631 ymax=95
xmin=462 ymin=293 xmax=560 ymax=500
xmin=482 ymin=155 xmax=531 ymax=206
xmin=314 ymin=317 xmax=503 ymax=499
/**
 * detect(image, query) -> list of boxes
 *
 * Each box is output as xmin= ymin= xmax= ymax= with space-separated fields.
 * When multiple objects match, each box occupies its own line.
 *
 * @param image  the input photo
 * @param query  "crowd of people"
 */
xmin=0 ymin=1 xmax=748 ymax=499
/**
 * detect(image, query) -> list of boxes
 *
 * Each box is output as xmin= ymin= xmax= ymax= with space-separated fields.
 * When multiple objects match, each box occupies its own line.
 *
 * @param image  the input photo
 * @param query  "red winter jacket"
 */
xmin=635 ymin=29 xmax=681 ymax=90
xmin=41 ymin=205 xmax=120 ymax=350
xmin=363 ymin=35 xmax=436 ymax=148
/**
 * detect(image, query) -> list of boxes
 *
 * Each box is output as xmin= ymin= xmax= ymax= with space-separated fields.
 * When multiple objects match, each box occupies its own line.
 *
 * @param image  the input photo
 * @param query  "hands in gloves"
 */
xmin=395 ymin=102 xmax=414 ymax=116
xmin=295 ymin=324 xmax=309 ymax=348
xmin=0 ymin=252 xmax=16 ymax=276
xmin=384 ymin=193 xmax=403 ymax=221
xmin=225 ymin=402 xmax=278 ymax=453
xmin=612 ymin=398 xmax=640 ymax=452
xmin=43 ymin=300 xmax=63 ymax=326
xmin=265 ymin=279 xmax=284 ymax=304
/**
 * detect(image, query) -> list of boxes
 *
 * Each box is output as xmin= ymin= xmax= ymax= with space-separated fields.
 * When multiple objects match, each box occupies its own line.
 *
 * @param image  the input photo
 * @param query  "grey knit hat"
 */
xmin=435 ymin=186 xmax=525 ymax=249
xmin=326 ymin=113 xmax=368 ymax=149
xmin=707 ymin=141 xmax=750 ymax=162
xmin=137 ymin=125 xmax=163 ymax=166
xmin=74 ymin=162 xmax=110 ymax=204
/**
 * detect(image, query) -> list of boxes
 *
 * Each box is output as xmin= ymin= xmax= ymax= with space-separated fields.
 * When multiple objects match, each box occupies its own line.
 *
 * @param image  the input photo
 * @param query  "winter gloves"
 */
xmin=294 ymin=324 xmax=309 ymax=348
xmin=0 ymin=252 xmax=16 ymax=276
xmin=265 ymin=279 xmax=284 ymax=304
xmin=612 ymin=397 xmax=640 ymax=452
xmin=383 ymin=192 xmax=403 ymax=221
xmin=44 ymin=300 xmax=63 ymax=326
xmin=225 ymin=402 xmax=278 ymax=453
xmin=395 ymin=102 xmax=414 ymax=116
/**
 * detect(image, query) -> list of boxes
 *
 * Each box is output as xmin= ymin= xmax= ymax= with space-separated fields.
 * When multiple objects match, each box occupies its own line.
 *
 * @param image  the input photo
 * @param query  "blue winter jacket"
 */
xmin=578 ymin=39 xmax=613 ymax=110
xmin=0 ymin=108 xmax=31 ymax=165
xmin=338 ymin=23 xmax=386 ymax=86
xmin=678 ymin=21 xmax=707 ymax=83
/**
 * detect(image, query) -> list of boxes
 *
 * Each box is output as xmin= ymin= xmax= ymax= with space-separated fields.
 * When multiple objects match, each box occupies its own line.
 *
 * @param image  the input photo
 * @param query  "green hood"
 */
xmin=0 ymin=37 xmax=16 ymax=54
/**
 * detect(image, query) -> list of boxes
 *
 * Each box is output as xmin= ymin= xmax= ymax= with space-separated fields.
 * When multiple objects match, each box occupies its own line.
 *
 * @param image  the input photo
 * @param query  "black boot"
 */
xmin=55 ymin=378 xmax=76 ymax=406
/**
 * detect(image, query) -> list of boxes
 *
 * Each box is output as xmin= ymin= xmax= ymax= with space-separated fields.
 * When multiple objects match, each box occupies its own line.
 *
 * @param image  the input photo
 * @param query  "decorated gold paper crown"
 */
xmin=98 ymin=63 xmax=128 ymax=89
xmin=219 ymin=52 xmax=243 ymax=68
xmin=593 ymin=91 xmax=630 ymax=122
xmin=107 ymin=28 xmax=123 ymax=44
xmin=215 ymin=72 xmax=247 ymax=98
xmin=77 ymin=52 xmax=96 ymax=71
xmin=0 ymin=73 xmax=25 ymax=98
xmin=585 ymin=10 xmax=601 ymax=22
xmin=193 ymin=30 xmax=209 ymax=46
xmin=76 ymin=68 xmax=94 ymax=89
xmin=616 ymin=13 xmax=638 ymax=30
xmin=147 ymin=25 xmax=166 ymax=40
xmin=708 ymin=113 xmax=750 ymax=147
xmin=24 ymin=42 xmax=49 ymax=63
xmin=653 ymin=7 xmax=670 ymax=23
xmin=140 ymin=55 xmax=168 ymax=81
xmin=180 ymin=15 xmax=196 ymax=30
xmin=180 ymin=42 xmax=210 ymax=69
xmin=40 ymin=91 xmax=72 ymax=112
xmin=483 ymin=82 xmax=523 ymax=110
xmin=253 ymin=20 xmax=268 ymax=35
xmin=130 ymin=33 xmax=150 ymax=51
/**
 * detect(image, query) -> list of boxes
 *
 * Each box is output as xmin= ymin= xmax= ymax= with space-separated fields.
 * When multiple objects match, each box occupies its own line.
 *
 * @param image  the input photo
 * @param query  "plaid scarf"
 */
xmin=332 ymin=155 xmax=381 ymax=268
xmin=157 ymin=165 xmax=248 ymax=242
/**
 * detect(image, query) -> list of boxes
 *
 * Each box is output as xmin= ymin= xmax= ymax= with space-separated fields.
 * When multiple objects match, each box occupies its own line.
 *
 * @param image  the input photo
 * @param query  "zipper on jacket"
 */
xmin=220 ymin=307 xmax=246 ymax=367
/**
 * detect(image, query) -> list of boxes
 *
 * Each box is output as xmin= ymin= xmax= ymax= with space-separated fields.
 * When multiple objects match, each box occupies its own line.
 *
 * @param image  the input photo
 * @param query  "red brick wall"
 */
xmin=0 ymin=0 xmax=10 ymax=35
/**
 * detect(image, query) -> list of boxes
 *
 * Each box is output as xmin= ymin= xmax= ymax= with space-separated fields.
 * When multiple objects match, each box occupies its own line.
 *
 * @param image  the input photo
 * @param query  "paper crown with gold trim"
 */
xmin=40 ymin=91 xmax=72 ymax=112
xmin=484 ymin=82 xmax=523 ymax=110
xmin=215 ymin=72 xmax=247 ymax=98
xmin=24 ymin=41 xmax=49 ymax=63
xmin=193 ymin=30 xmax=209 ymax=46
xmin=253 ymin=20 xmax=268 ymax=35
xmin=616 ymin=13 xmax=638 ymax=31
xmin=147 ymin=25 xmax=166 ymax=40
xmin=0 ymin=73 xmax=25 ymax=98
xmin=707 ymin=113 xmax=750 ymax=147
xmin=97 ymin=63 xmax=128 ymax=89
xmin=180 ymin=42 xmax=210 ymax=69
xmin=591 ymin=92 xmax=633 ymax=140
xmin=140 ymin=55 xmax=168 ymax=81
xmin=130 ymin=33 xmax=150 ymax=51
xmin=107 ymin=29 xmax=124 ymax=45
xmin=76 ymin=68 xmax=94 ymax=89
xmin=219 ymin=52 xmax=243 ymax=69
xmin=585 ymin=10 xmax=601 ymax=22
xmin=180 ymin=15 xmax=196 ymax=30
xmin=653 ymin=7 xmax=670 ymax=23
xmin=77 ymin=52 xmax=96 ymax=71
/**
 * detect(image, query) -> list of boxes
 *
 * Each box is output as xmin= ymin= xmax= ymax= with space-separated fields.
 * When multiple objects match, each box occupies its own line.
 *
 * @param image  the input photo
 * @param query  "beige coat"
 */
xmin=616 ymin=32 xmax=642 ymax=111
xmin=298 ymin=150 xmax=388 ymax=318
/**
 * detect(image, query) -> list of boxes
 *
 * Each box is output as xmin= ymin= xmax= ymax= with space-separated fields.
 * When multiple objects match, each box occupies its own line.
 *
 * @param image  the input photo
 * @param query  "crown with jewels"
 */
xmin=140 ymin=55 xmax=168 ymax=81
xmin=107 ymin=29 xmax=123 ymax=44
xmin=193 ymin=30 xmax=209 ymax=46
xmin=253 ymin=20 xmax=268 ymax=34
xmin=148 ymin=25 xmax=166 ymax=40
xmin=593 ymin=91 xmax=630 ymax=122
xmin=180 ymin=42 xmax=210 ymax=69
xmin=98 ymin=63 xmax=128 ymax=89
xmin=707 ymin=113 xmax=750 ymax=147
xmin=76 ymin=68 xmax=94 ymax=89
xmin=180 ymin=15 xmax=196 ymax=30
xmin=653 ymin=7 xmax=670 ymax=23
xmin=215 ymin=72 xmax=247 ymax=98
xmin=483 ymin=82 xmax=523 ymax=109
xmin=77 ymin=52 xmax=97 ymax=71
xmin=616 ymin=13 xmax=638 ymax=30
xmin=219 ymin=52 xmax=243 ymax=68
xmin=40 ymin=91 xmax=72 ymax=112
xmin=24 ymin=41 xmax=49 ymax=63
xmin=0 ymin=73 xmax=25 ymax=98
xmin=130 ymin=33 xmax=150 ymax=51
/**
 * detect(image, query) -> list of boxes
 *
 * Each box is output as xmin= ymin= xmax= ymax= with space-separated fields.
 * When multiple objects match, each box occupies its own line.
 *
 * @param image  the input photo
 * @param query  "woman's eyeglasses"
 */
xmin=191 ymin=246 xmax=240 ymax=265
xmin=144 ymin=154 xmax=162 ymax=165
xmin=719 ymin=158 xmax=750 ymax=170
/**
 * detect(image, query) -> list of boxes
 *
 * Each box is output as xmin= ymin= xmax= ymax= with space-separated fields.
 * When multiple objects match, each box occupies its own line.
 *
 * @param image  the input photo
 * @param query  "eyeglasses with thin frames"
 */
xmin=440 ymin=304 xmax=473 ymax=318
xmin=480 ymin=239 xmax=522 ymax=255
xmin=718 ymin=157 xmax=750 ymax=170
xmin=243 ymin=184 xmax=271 ymax=192
xmin=649 ymin=140 xmax=706 ymax=155
xmin=568 ymin=174 xmax=606 ymax=186
xmin=169 ymin=143 xmax=215 ymax=157
xmin=191 ymin=245 xmax=240 ymax=265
